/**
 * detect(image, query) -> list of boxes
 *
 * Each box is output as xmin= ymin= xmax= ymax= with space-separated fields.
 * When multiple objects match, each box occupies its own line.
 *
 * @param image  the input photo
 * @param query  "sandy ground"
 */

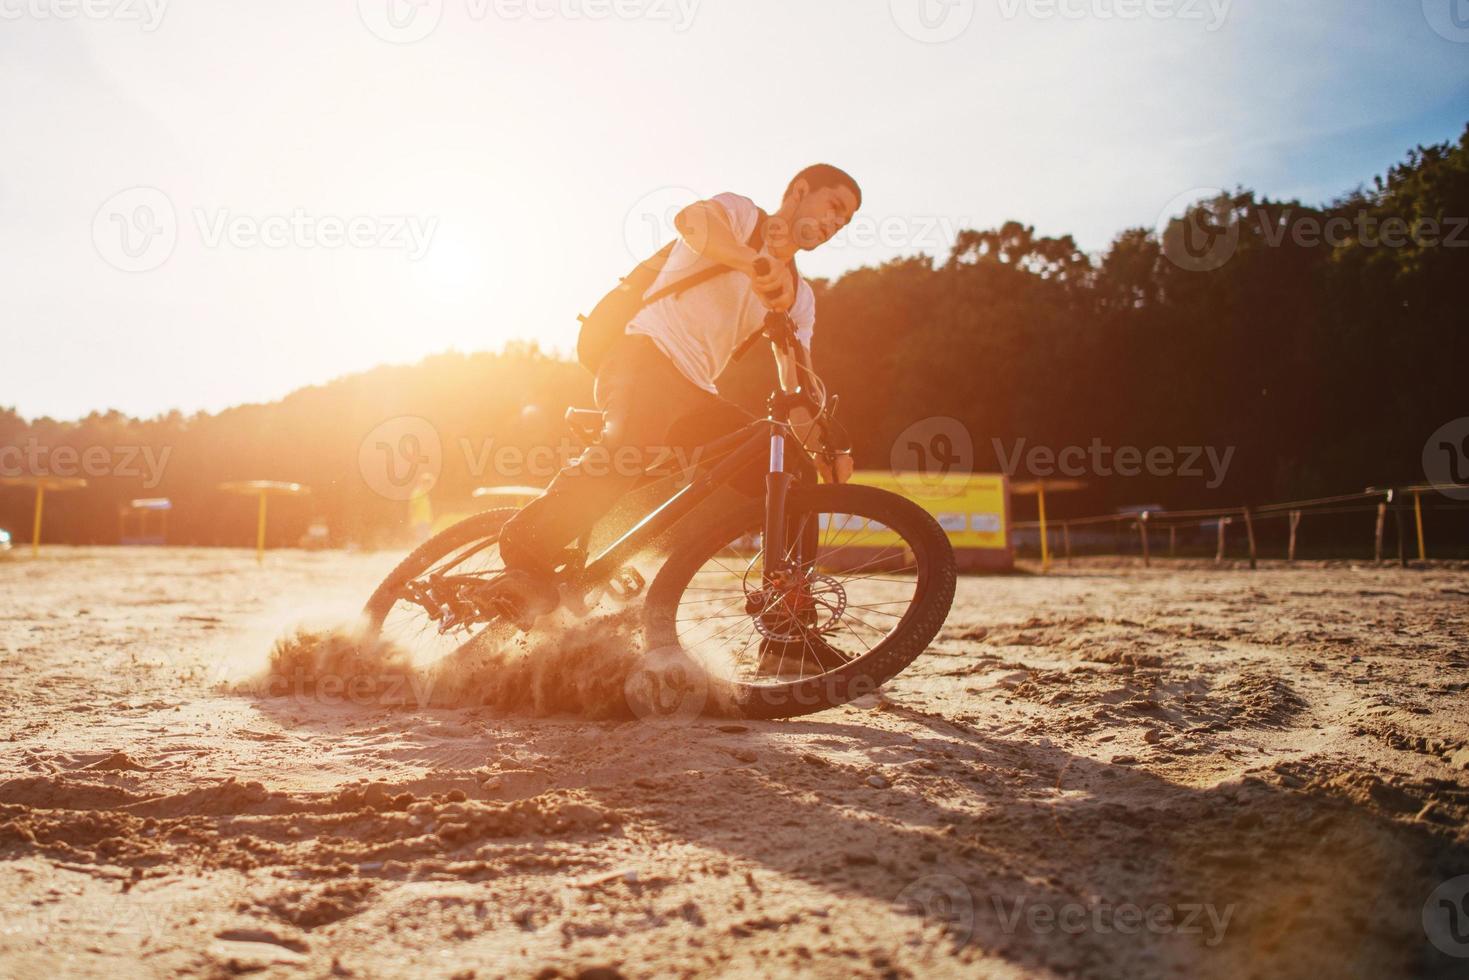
xmin=1 ymin=547 xmax=1466 ymax=979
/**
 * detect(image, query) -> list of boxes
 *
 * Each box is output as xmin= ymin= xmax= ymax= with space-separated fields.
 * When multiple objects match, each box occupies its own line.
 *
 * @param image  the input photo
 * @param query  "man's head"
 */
xmin=777 ymin=164 xmax=861 ymax=253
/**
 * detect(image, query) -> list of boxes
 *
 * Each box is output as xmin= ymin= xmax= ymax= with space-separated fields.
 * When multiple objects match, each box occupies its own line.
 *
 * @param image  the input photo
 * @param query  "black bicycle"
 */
xmin=360 ymin=312 xmax=957 ymax=719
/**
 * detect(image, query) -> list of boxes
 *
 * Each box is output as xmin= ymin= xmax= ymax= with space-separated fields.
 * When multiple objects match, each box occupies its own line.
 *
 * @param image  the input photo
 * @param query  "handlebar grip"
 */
xmin=750 ymin=256 xmax=783 ymax=305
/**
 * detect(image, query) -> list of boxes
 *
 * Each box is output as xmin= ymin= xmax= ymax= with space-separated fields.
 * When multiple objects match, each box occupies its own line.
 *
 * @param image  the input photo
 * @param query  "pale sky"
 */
xmin=4 ymin=0 xmax=1467 ymax=421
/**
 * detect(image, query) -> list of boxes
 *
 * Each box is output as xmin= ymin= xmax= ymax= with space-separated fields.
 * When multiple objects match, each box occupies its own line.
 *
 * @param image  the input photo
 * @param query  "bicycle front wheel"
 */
xmin=643 ymin=483 xmax=956 ymax=719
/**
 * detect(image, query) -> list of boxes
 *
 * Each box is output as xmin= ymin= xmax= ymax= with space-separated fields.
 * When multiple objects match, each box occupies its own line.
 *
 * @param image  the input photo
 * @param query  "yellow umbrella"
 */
xmin=219 ymin=481 xmax=311 ymax=564
xmin=0 ymin=476 xmax=88 ymax=557
xmin=1010 ymin=479 xmax=1088 ymax=573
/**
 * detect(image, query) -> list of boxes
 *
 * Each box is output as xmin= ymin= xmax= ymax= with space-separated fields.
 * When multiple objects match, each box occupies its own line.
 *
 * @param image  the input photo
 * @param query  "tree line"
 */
xmin=3 ymin=124 xmax=1465 ymax=547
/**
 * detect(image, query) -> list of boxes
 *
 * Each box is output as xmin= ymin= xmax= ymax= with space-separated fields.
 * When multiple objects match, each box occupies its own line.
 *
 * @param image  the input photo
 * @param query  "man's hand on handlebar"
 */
xmin=816 ymin=451 xmax=855 ymax=485
xmin=750 ymin=253 xmax=795 ymax=313
xmin=788 ymin=400 xmax=852 ymax=485
xmin=753 ymin=254 xmax=846 ymax=483
xmin=814 ymin=409 xmax=853 ymax=484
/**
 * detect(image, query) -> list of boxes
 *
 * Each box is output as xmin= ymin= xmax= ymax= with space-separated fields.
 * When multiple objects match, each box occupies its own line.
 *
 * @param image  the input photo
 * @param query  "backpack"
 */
xmin=576 ymin=208 xmax=769 ymax=374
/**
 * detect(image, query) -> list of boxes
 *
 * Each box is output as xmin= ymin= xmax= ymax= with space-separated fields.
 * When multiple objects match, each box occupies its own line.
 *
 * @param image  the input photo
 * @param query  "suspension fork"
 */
xmin=762 ymin=429 xmax=820 ymax=580
xmin=760 ymin=372 xmax=823 ymax=583
xmin=763 ymin=429 xmax=796 ymax=575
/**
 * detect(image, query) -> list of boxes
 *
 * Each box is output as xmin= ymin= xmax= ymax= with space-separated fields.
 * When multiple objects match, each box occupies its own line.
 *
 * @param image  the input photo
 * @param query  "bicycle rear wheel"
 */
xmin=644 ymin=484 xmax=956 ymax=719
xmin=360 ymin=508 xmax=519 ymax=658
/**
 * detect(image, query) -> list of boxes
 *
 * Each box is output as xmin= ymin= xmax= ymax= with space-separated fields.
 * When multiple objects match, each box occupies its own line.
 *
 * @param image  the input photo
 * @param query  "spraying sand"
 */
xmin=1 ymin=547 xmax=1466 ymax=977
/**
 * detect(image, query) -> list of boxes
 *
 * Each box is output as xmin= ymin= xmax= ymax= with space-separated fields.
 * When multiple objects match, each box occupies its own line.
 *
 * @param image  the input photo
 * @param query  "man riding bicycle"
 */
xmin=493 ymin=164 xmax=862 ymax=661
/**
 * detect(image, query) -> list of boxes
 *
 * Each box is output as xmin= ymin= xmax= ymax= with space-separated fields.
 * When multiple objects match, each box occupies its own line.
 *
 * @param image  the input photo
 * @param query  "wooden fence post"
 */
xmin=1037 ymin=481 xmax=1051 ymax=574
xmin=1413 ymin=490 xmax=1426 ymax=562
xmin=1139 ymin=512 xmax=1151 ymax=568
xmin=1288 ymin=510 xmax=1301 ymax=562
xmin=1243 ymin=507 xmax=1258 ymax=570
xmin=1394 ymin=499 xmax=1407 ymax=568
xmin=1215 ymin=517 xmax=1230 ymax=564
xmin=1374 ymin=500 xmax=1386 ymax=565
xmin=31 ymin=486 xmax=45 ymax=558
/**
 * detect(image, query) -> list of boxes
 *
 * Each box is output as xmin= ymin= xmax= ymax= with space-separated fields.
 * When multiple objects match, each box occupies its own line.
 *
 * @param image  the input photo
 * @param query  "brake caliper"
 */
xmin=749 ymin=572 xmax=846 ymax=642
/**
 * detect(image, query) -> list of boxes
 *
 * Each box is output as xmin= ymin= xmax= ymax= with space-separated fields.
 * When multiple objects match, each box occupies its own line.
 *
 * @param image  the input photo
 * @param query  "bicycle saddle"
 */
xmin=564 ymin=407 xmax=607 ymax=444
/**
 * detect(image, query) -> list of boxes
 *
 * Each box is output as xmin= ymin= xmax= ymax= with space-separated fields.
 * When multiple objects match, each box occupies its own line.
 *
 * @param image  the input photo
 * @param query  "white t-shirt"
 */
xmin=627 ymin=192 xmax=815 ymax=395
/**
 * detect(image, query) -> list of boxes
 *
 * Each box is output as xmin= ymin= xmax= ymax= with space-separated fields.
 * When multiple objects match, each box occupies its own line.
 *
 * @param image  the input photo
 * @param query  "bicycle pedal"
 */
xmin=607 ymin=566 xmax=646 ymax=601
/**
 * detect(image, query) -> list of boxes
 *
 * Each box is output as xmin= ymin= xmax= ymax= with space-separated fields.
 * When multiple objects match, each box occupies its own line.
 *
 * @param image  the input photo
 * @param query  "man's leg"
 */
xmin=498 ymin=336 xmax=716 ymax=579
xmin=663 ymin=399 xmax=819 ymax=499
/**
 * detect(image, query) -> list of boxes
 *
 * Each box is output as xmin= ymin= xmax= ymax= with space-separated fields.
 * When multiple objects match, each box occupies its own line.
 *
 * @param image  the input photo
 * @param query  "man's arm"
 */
xmin=674 ymin=200 xmax=795 ymax=312
xmin=674 ymin=200 xmax=757 ymax=273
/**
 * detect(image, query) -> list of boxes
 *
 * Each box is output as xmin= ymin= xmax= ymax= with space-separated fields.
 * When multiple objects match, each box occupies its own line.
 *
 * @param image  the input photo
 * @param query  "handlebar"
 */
xmin=751 ymin=256 xmax=798 ymax=352
xmin=751 ymin=256 xmax=851 ymax=458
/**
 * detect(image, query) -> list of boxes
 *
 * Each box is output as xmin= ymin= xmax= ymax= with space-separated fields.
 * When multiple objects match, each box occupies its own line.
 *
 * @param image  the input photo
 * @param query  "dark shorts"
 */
xmin=498 ymin=334 xmax=814 ymax=576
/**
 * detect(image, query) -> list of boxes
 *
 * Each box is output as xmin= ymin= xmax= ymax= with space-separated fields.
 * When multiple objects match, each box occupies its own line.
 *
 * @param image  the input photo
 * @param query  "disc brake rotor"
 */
xmin=748 ymin=573 xmax=848 ymax=642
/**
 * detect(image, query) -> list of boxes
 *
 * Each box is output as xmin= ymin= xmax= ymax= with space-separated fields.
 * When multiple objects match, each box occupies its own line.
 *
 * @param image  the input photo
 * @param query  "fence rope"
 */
xmin=1011 ymin=485 xmax=1469 ymax=531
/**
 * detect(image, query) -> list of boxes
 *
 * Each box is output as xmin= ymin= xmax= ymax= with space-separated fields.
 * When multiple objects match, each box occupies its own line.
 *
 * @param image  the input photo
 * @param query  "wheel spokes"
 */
xmin=670 ymin=506 xmax=922 ymax=685
xmin=376 ymin=533 xmax=511 ymax=660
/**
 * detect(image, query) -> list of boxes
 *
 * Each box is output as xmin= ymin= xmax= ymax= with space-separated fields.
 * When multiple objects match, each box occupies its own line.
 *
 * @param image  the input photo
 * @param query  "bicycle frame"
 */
xmin=568 ymin=387 xmax=815 ymax=596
